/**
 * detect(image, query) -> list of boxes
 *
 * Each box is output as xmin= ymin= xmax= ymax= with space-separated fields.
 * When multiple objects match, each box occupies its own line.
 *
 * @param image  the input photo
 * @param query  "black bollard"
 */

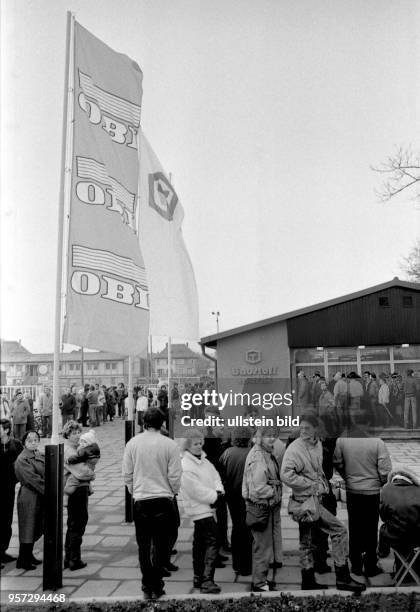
xmin=124 ymin=419 xmax=136 ymax=522
xmin=43 ymin=443 xmax=64 ymax=591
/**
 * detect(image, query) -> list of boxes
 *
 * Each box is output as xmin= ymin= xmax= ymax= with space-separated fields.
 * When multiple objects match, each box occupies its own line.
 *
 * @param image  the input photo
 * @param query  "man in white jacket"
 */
xmin=122 ymin=408 xmax=182 ymax=600
xmin=180 ymin=429 xmax=224 ymax=594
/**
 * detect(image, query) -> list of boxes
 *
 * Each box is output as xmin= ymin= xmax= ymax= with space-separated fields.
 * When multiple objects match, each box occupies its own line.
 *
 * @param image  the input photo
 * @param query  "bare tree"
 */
xmin=401 ymin=239 xmax=420 ymax=283
xmin=372 ymin=145 xmax=420 ymax=204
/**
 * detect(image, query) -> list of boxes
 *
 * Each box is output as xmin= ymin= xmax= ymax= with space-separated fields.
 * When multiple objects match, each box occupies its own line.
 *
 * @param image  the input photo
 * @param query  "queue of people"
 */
xmin=297 ymin=368 xmax=420 ymax=430
xmin=120 ymin=403 xmax=420 ymax=601
xmin=3 ymin=395 xmax=420 ymax=599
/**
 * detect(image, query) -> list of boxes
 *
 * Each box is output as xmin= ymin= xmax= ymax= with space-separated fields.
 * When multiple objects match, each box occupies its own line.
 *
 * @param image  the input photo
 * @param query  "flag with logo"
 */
xmin=63 ymin=21 xmax=149 ymax=355
xmin=139 ymin=133 xmax=199 ymax=339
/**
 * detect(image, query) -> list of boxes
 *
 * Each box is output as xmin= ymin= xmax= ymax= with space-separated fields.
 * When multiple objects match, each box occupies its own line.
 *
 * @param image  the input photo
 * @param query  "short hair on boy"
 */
xmin=143 ymin=408 xmax=164 ymax=430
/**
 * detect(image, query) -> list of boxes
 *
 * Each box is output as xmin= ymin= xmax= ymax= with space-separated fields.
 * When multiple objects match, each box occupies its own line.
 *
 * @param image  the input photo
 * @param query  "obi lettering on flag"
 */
xmin=139 ymin=133 xmax=199 ymax=340
xmin=64 ymin=21 xmax=149 ymax=355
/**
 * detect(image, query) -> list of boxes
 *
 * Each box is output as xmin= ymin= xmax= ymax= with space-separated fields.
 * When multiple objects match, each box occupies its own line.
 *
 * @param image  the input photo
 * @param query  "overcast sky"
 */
xmin=1 ymin=0 xmax=419 ymax=353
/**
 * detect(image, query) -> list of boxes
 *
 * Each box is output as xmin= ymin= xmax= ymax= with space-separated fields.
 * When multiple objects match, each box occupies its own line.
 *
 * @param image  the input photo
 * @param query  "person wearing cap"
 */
xmin=378 ymin=468 xmax=420 ymax=582
xmin=242 ymin=425 xmax=283 ymax=592
xmin=281 ymin=413 xmax=365 ymax=593
xmin=219 ymin=427 xmax=253 ymax=576
xmin=404 ymin=369 xmax=417 ymax=429
xmin=10 ymin=391 xmax=31 ymax=441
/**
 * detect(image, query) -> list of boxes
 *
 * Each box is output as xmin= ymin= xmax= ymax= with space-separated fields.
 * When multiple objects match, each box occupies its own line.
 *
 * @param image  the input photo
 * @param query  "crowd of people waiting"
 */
xmin=2 ymin=380 xmax=420 ymax=601
xmin=296 ymin=368 xmax=420 ymax=430
xmin=122 ymin=402 xmax=420 ymax=600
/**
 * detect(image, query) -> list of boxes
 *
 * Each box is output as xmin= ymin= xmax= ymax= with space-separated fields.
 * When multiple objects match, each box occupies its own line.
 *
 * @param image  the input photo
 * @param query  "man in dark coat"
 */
xmin=0 ymin=419 xmax=23 ymax=566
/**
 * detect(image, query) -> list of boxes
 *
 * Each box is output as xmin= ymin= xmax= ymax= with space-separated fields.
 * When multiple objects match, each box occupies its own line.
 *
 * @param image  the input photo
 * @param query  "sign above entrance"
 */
xmin=246 ymin=350 xmax=262 ymax=364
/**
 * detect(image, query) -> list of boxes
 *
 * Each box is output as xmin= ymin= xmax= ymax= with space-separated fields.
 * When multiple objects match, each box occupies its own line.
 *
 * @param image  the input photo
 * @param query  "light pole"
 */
xmin=211 ymin=311 xmax=220 ymax=333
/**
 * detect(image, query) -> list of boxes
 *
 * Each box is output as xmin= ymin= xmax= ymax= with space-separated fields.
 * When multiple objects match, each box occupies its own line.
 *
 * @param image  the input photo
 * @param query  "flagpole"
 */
xmin=44 ymin=10 xmax=74 ymax=592
xmin=168 ymin=336 xmax=173 ymax=437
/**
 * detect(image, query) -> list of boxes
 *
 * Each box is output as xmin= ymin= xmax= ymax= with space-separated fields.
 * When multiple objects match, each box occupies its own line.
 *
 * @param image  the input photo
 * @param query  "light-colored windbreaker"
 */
xmin=180 ymin=450 xmax=224 ymax=521
xmin=242 ymin=444 xmax=282 ymax=506
xmin=280 ymin=437 xmax=329 ymax=500
xmin=333 ymin=436 xmax=391 ymax=494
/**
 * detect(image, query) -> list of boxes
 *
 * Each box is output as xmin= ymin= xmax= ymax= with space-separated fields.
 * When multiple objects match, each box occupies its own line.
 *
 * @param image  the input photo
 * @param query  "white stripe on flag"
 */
xmin=72 ymin=245 xmax=148 ymax=287
xmin=77 ymin=157 xmax=136 ymax=213
xmin=79 ymin=71 xmax=141 ymax=126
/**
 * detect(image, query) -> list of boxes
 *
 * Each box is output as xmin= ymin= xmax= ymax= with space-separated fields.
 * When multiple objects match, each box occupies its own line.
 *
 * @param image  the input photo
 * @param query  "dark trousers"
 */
xmin=65 ymin=486 xmax=89 ymax=563
xmin=226 ymin=493 xmax=252 ymax=574
xmin=165 ymin=497 xmax=180 ymax=565
xmin=41 ymin=416 xmax=52 ymax=437
xmin=192 ymin=516 xmax=219 ymax=583
xmin=216 ymin=495 xmax=229 ymax=549
xmin=79 ymin=402 xmax=88 ymax=426
xmin=347 ymin=492 xmax=380 ymax=571
xmin=134 ymin=497 xmax=176 ymax=593
xmin=1 ymin=487 xmax=16 ymax=554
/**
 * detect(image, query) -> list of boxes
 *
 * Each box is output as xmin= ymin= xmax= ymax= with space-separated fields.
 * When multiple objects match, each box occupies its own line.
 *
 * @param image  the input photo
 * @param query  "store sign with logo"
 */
xmin=231 ymin=350 xmax=278 ymax=376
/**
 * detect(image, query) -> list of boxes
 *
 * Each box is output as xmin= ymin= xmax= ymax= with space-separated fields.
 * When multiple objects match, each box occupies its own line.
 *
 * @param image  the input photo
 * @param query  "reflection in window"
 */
xmin=360 ymin=347 xmax=390 ymax=361
xmin=394 ymin=345 xmax=420 ymax=360
xmin=327 ymin=348 xmax=357 ymax=362
xmin=294 ymin=349 xmax=324 ymax=363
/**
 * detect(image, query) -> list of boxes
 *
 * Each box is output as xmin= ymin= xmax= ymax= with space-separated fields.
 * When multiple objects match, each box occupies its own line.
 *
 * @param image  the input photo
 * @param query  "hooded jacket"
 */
xmin=379 ymin=468 xmax=420 ymax=548
xmin=181 ymin=450 xmax=224 ymax=521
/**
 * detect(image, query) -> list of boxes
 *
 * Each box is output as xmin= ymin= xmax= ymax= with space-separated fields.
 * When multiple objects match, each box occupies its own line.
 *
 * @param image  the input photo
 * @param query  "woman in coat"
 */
xmin=219 ymin=426 xmax=253 ymax=576
xmin=14 ymin=430 xmax=45 ymax=570
xmin=242 ymin=425 xmax=283 ymax=592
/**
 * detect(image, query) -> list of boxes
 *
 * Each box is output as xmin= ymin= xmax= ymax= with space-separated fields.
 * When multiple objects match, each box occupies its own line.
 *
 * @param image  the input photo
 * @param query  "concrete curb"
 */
xmin=71 ymin=585 xmax=420 ymax=604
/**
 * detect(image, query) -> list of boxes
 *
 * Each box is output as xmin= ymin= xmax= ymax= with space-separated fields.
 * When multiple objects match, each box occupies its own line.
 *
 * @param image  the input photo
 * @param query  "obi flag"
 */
xmin=63 ymin=21 xmax=149 ymax=355
xmin=139 ymin=133 xmax=199 ymax=340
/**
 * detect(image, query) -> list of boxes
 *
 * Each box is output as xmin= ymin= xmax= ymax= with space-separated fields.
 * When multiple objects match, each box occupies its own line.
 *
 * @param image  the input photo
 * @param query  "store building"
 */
xmin=201 ymin=278 xmax=420 ymax=436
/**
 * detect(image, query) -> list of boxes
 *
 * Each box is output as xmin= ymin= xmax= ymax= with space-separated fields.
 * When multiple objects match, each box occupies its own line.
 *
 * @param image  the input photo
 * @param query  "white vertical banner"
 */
xmin=139 ymin=133 xmax=199 ymax=340
xmin=63 ymin=21 xmax=149 ymax=355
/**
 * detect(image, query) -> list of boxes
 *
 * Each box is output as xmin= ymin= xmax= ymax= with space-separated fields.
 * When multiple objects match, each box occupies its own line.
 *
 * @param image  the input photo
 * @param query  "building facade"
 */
xmin=1 ymin=340 xmax=148 ymax=394
xmin=201 ymin=279 xmax=420 ymax=435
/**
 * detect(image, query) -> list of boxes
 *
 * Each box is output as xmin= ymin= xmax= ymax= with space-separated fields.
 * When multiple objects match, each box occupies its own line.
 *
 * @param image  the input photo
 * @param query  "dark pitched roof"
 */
xmin=201 ymin=278 xmax=420 ymax=348
xmin=154 ymin=343 xmax=200 ymax=359
xmin=1 ymin=340 xmax=31 ymax=359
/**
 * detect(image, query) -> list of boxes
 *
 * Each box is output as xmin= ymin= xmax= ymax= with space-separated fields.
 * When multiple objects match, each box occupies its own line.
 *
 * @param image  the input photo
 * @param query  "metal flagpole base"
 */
xmin=43 ymin=443 xmax=64 ymax=591
xmin=125 ymin=419 xmax=136 ymax=522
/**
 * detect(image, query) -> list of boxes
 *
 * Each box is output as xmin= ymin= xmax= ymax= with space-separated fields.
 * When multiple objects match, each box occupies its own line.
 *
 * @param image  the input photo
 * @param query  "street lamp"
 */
xmin=211 ymin=311 xmax=220 ymax=333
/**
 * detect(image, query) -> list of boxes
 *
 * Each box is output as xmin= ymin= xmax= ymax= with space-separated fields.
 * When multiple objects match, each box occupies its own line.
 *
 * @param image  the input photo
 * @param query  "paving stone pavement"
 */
xmin=1 ymin=421 xmax=420 ymax=604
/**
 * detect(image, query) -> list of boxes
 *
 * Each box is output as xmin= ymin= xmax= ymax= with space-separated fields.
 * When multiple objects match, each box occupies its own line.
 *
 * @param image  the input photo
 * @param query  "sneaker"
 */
xmin=200 ymin=580 xmax=221 ymax=594
xmin=251 ymin=582 xmax=270 ymax=592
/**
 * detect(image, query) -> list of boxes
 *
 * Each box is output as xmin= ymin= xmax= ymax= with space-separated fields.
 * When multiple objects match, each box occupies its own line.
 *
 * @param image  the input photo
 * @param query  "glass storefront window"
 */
xmin=327 ymin=348 xmax=357 ymax=362
xmin=360 ymin=347 xmax=390 ymax=362
xmin=394 ymin=345 xmax=420 ymax=360
xmin=294 ymin=349 xmax=324 ymax=363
